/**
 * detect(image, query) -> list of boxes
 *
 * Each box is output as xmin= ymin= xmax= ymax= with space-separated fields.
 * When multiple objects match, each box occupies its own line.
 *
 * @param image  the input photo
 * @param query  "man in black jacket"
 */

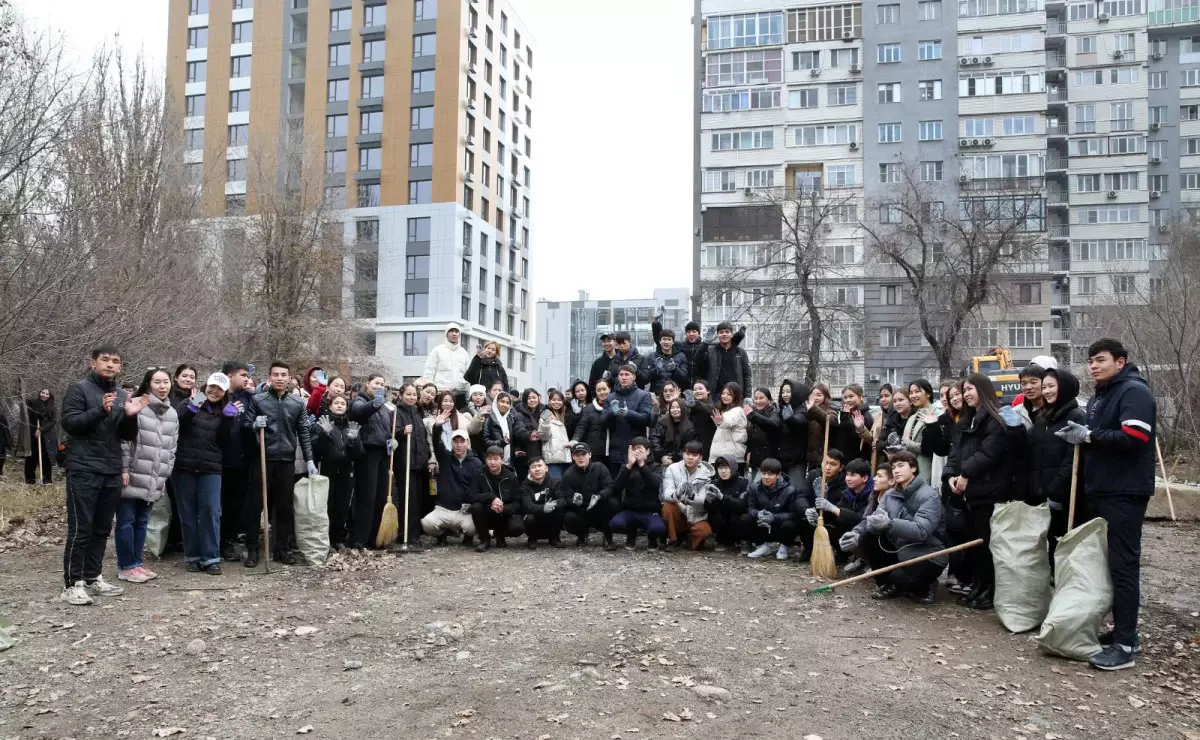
xmin=219 ymin=361 xmax=253 ymax=561
xmin=59 ymin=345 xmax=144 ymax=605
xmin=469 ymin=446 xmax=524 ymax=551
xmin=609 ymin=438 xmax=666 ymax=549
xmin=801 ymin=455 xmax=874 ymax=562
xmin=423 ymin=427 xmax=481 ymax=545
xmin=240 ymin=361 xmax=315 ymax=567
xmin=588 ymin=333 xmax=618 ymax=390
xmin=1056 ymin=338 xmax=1157 ymax=671
xmin=704 ymin=322 xmax=751 ymax=393
xmin=647 ymin=329 xmax=689 ymax=397
xmin=560 ymin=442 xmax=616 ymax=548
xmin=521 ymin=457 xmax=564 ymax=548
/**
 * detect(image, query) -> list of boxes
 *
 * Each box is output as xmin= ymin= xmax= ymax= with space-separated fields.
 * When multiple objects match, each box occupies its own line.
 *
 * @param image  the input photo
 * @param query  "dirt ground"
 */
xmin=1 ymin=507 xmax=1199 ymax=740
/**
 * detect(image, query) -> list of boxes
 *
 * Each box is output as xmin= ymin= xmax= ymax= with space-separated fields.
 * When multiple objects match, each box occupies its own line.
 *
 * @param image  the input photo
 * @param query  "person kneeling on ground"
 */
xmin=705 ymin=454 xmax=750 ymax=552
xmin=609 ymin=437 xmax=667 ymax=550
xmin=743 ymin=458 xmax=800 ymax=560
xmin=422 ymin=427 xmax=481 ymax=545
xmin=469 ymin=446 xmax=524 ymax=552
xmin=801 ymin=457 xmax=874 ymax=564
xmin=840 ymin=462 xmax=895 ymax=573
xmin=796 ymin=449 xmax=848 ymax=562
xmin=660 ymin=440 xmax=716 ymax=552
xmin=840 ymin=451 xmax=945 ymax=605
xmin=560 ymin=442 xmax=616 ymax=549
xmin=521 ymin=457 xmax=565 ymax=549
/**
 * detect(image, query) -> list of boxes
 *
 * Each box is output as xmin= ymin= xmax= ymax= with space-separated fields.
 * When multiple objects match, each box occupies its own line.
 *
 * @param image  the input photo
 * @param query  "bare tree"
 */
xmin=702 ymin=185 xmax=863 ymax=386
xmin=859 ymin=163 xmax=1045 ymax=377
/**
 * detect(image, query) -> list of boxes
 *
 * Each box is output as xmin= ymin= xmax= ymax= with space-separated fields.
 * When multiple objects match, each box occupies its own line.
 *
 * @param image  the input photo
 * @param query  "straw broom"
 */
xmin=375 ymin=403 xmax=401 ymax=548
xmin=810 ymin=413 xmax=838 ymax=580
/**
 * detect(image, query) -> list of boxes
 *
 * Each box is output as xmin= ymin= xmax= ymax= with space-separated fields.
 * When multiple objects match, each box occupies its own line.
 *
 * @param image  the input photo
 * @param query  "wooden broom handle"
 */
xmin=818 ymin=413 xmax=832 ymax=526
xmin=809 ymin=539 xmax=985 ymax=593
xmin=1067 ymin=444 xmax=1080 ymax=530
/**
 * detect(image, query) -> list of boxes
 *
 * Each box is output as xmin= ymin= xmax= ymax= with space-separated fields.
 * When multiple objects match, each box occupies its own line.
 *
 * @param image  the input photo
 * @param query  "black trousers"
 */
xmin=350 ymin=448 xmax=390 ymax=548
xmin=1083 ymin=494 xmax=1149 ymax=646
xmin=739 ymin=514 xmax=797 ymax=546
xmin=1047 ymin=504 xmax=1069 ymax=565
xmin=706 ymin=496 xmax=749 ymax=545
xmin=966 ymin=501 xmax=995 ymax=589
xmin=242 ymin=460 xmax=295 ymax=553
xmin=862 ymin=533 xmax=945 ymax=591
xmin=942 ymin=497 xmax=973 ymax=584
xmin=563 ymin=498 xmax=614 ymax=539
xmin=63 ymin=470 xmax=121 ymax=587
xmin=25 ymin=443 xmax=54 ymax=484
xmin=523 ymin=511 xmax=564 ymax=542
xmin=471 ymin=502 xmax=524 ymax=541
xmin=324 ymin=460 xmax=354 ymax=547
xmin=391 ymin=466 xmax=429 ymax=544
xmin=220 ymin=466 xmax=249 ymax=546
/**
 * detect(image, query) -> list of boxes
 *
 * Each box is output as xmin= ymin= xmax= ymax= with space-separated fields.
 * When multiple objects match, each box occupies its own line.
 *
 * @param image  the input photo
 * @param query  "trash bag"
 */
xmin=1036 ymin=517 xmax=1112 ymax=661
xmin=990 ymin=501 xmax=1052 ymax=633
xmin=144 ymin=495 xmax=173 ymax=559
xmin=0 ymin=615 xmax=19 ymax=652
xmin=293 ymin=474 xmax=330 ymax=566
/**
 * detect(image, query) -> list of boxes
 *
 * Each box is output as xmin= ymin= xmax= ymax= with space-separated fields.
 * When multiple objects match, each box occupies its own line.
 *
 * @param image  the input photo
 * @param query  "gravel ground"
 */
xmin=1 ymin=522 xmax=1199 ymax=740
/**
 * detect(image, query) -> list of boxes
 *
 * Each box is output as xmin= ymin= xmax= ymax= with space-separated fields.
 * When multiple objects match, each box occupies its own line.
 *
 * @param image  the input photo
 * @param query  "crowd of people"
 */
xmin=7 ymin=318 xmax=1158 ymax=673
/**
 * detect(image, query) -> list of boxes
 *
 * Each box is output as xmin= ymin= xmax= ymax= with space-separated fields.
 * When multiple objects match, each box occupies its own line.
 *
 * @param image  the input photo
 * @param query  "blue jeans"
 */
xmin=547 ymin=463 xmax=568 ymax=481
xmin=173 ymin=471 xmax=222 ymax=567
xmin=609 ymin=510 xmax=667 ymax=538
xmin=115 ymin=498 xmax=153 ymax=570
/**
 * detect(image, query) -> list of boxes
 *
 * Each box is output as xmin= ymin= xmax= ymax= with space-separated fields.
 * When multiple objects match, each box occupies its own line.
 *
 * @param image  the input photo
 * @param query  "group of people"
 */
xmin=25 ymin=317 xmax=1157 ymax=673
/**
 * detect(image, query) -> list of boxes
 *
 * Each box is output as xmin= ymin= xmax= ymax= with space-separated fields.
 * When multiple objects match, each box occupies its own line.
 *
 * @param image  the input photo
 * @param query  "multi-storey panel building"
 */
xmin=167 ymin=0 xmax=536 ymax=385
xmin=695 ymin=0 xmax=1174 ymax=392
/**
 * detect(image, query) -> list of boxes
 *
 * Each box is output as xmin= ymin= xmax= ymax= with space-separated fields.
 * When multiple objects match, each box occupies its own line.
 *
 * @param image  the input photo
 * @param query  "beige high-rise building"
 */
xmin=167 ymin=0 xmax=537 ymax=384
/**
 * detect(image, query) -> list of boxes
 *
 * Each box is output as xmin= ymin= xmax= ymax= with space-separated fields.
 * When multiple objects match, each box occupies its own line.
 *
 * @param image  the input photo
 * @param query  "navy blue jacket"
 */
xmin=747 ymin=475 xmax=800 ymax=522
xmin=1085 ymin=363 xmax=1156 ymax=497
xmin=222 ymin=388 xmax=255 ymax=468
xmin=647 ymin=349 xmax=689 ymax=395
xmin=603 ymin=385 xmax=653 ymax=463
xmin=431 ymin=425 xmax=483 ymax=510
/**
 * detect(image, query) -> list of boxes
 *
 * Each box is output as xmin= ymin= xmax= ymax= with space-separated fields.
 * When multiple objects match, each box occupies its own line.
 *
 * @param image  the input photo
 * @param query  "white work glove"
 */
xmin=572 ymin=492 xmax=584 ymax=506
xmin=317 ymin=415 xmax=334 ymax=435
xmin=543 ymin=500 xmax=558 ymax=514
xmin=253 ymin=415 xmax=268 ymax=429
xmin=346 ymin=421 xmax=361 ymax=440
xmin=804 ymin=507 xmax=818 ymax=526
xmin=866 ymin=507 xmax=891 ymax=534
xmin=839 ymin=530 xmax=860 ymax=552
xmin=386 ymin=438 xmax=399 ymax=455
xmin=816 ymin=497 xmax=838 ymax=515
xmin=307 ymin=461 xmax=318 ymax=477
xmin=587 ymin=494 xmax=600 ymax=511
xmin=460 ymin=504 xmax=471 ymax=514
xmin=1054 ymin=420 xmax=1091 ymax=445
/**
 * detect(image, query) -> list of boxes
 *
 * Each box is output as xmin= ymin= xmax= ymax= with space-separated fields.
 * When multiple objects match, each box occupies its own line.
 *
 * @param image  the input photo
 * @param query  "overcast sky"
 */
xmin=13 ymin=0 xmax=695 ymax=303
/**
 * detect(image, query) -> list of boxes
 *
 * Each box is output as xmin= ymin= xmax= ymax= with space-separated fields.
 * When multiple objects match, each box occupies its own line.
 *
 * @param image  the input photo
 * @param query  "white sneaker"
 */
xmin=775 ymin=544 xmax=790 ymax=561
xmin=748 ymin=543 xmax=776 ymax=559
xmin=85 ymin=576 xmax=124 ymax=597
xmin=60 ymin=581 xmax=94 ymax=605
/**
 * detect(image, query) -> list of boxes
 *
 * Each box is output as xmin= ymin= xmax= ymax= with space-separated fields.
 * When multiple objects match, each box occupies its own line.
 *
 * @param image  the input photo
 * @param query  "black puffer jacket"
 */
xmin=559 ymin=461 xmax=615 ymax=512
xmin=61 ymin=371 xmax=138 ymax=475
xmin=25 ymin=392 xmax=57 ymax=451
xmin=470 ymin=466 xmax=522 ymax=512
xmin=241 ymin=389 xmax=312 ymax=463
xmin=464 ymin=355 xmax=510 ymax=393
xmin=570 ymin=401 xmax=609 ymax=458
xmin=431 ymin=424 xmax=482 ymax=510
xmin=350 ymin=391 xmax=393 ymax=448
xmin=688 ymin=397 xmax=717 ymax=455
xmin=650 ymin=416 xmax=697 ymax=464
xmin=394 ymin=403 xmax=431 ymax=471
xmin=566 ymin=382 xmax=590 ymax=438
xmin=745 ymin=404 xmax=781 ymax=468
xmin=511 ymin=390 xmax=544 ymax=461
xmin=313 ymin=413 xmax=365 ymax=466
xmin=612 ymin=461 xmax=664 ymax=512
xmin=175 ymin=400 xmax=235 ymax=474
xmin=776 ymin=380 xmax=811 ymax=469
xmin=1027 ymin=369 xmax=1087 ymax=506
xmin=944 ymin=410 xmax=1012 ymax=505
xmin=521 ymin=474 xmax=562 ymax=514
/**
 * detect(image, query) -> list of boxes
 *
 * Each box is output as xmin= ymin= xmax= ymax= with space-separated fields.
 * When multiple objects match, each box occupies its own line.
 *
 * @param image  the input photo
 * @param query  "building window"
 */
xmin=359 ymin=147 xmax=381 ymax=171
xmin=919 ymin=0 xmax=942 ymax=19
xmin=186 ymin=60 xmax=206 ymax=83
xmin=407 ymin=217 xmax=431 ymax=241
xmin=793 ymin=50 xmax=820 ymax=70
xmin=357 ymin=183 xmax=380 ymax=208
xmin=879 ymin=163 xmax=901 ymax=183
xmin=706 ymin=49 xmax=785 ymax=85
xmin=918 ymin=40 xmax=942 ymax=60
xmin=877 ymin=43 xmax=901 ymax=63
xmin=231 ymin=21 xmax=252 ymax=44
xmin=188 ymin=27 xmax=208 ymax=49
xmin=919 ymin=120 xmax=943 ymax=141
xmin=1014 ymin=283 xmax=1042 ymax=304
xmin=414 ymin=0 xmax=435 ymax=21
xmin=329 ymin=43 xmax=350 ymax=67
xmin=405 ymin=293 xmax=429 ymax=318
xmin=878 ymin=122 xmax=902 ymax=143
xmin=412 ymin=70 xmax=436 ymax=93
xmin=410 ymin=142 xmax=433 ymax=167
xmin=877 ymin=4 xmax=900 ymax=22
xmin=883 ymin=285 xmax=902 ymax=305
xmin=185 ymin=94 xmax=205 ymax=117
xmin=414 ymin=33 xmax=437 ymax=57
xmin=360 ymin=111 xmax=383 ymax=135
xmin=330 ymin=8 xmax=351 ymax=31
xmin=327 ymin=78 xmax=349 ymax=102
xmin=189 ymin=0 xmax=208 ymax=14
xmin=409 ymin=180 xmax=432 ymax=204
xmin=230 ymin=55 xmax=251 ymax=78
xmin=185 ymin=128 xmax=204 ymax=151
xmin=920 ymin=161 xmax=943 ymax=181
xmin=403 ymin=332 xmax=428 ymax=356
xmin=918 ymin=79 xmax=942 ymax=100
xmin=364 ymin=40 xmax=386 ymax=63
xmin=1009 ymin=321 xmax=1043 ymax=348
xmin=325 ymin=114 xmax=348 ymax=138
xmin=225 ymin=194 xmax=245 ymax=215
xmin=461 ymin=297 xmax=470 ymax=321
xmin=364 ymin=3 xmax=388 ymax=25
xmin=406 ymin=255 xmax=430 ymax=280
xmin=325 ymin=149 xmax=346 ymax=174
xmin=229 ymin=90 xmax=249 ymax=112
xmin=228 ymin=124 xmax=248 ymax=146
xmin=463 ymin=185 xmax=474 ymax=209
xmin=877 ymin=82 xmax=901 ymax=103
xmin=356 ymin=219 xmax=380 ymax=243
xmin=226 ymin=158 xmax=246 ymax=181
xmin=881 ymin=327 xmax=901 ymax=347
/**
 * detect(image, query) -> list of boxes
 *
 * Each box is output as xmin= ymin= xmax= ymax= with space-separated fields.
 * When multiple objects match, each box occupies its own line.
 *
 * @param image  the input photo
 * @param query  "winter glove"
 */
xmin=543 ymin=500 xmax=558 ymax=514
xmin=346 ymin=421 xmax=361 ymax=440
xmin=570 ymin=399 xmax=582 ymax=414
xmin=816 ymin=497 xmax=838 ymax=515
xmin=587 ymin=494 xmax=600 ymax=511
xmin=999 ymin=405 xmax=1023 ymax=428
xmin=601 ymin=370 xmax=611 ymax=382
xmin=222 ymin=402 xmax=240 ymax=417
xmin=307 ymin=461 xmax=319 ymax=477
xmin=780 ymin=404 xmax=793 ymax=420
xmin=804 ymin=507 xmax=819 ymax=526
xmin=617 ymin=403 xmax=628 ymax=416
xmin=386 ymin=438 xmax=399 ymax=455
xmin=253 ymin=415 xmax=268 ymax=430
xmin=683 ymin=389 xmax=695 ymax=408
xmin=664 ymin=359 xmax=676 ymax=372
xmin=886 ymin=431 xmax=900 ymax=447
xmin=572 ymin=492 xmax=584 ymax=506
xmin=838 ymin=530 xmax=860 ymax=552
xmin=904 ymin=437 xmax=921 ymax=453
xmin=460 ymin=504 xmax=471 ymax=514
xmin=1054 ymin=420 xmax=1091 ymax=445
xmin=704 ymin=484 xmax=723 ymax=504
xmin=317 ymin=415 xmax=335 ymax=434
xmin=866 ymin=507 xmax=891 ymax=535
xmin=760 ymin=510 xmax=776 ymax=526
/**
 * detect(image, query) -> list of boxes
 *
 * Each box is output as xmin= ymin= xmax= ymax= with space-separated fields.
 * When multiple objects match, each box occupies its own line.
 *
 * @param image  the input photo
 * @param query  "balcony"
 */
xmin=1046 ymin=19 xmax=1067 ymax=35
xmin=1046 ymin=52 xmax=1065 ymax=69
xmin=1050 ymin=257 xmax=1070 ymax=271
xmin=1048 ymin=88 xmax=1068 ymax=103
xmin=1150 ymin=5 xmax=1200 ymax=26
xmin=1048 ymin=224 xmax=1070 ymax=240
xmin=961 ymin=176 xmax=1045 ymax=192
xmin=1046 ymin=122 xmax=1068 ymax=137
xmin=1051 ymin=286 xmax=1071 ymax=307
xmin=1049 ymin=327 xmax=1071 ymax=342
xmin=1046 ymin=156 xmax=1068 ymax=172
xmin=1046 ymin=187 xmax=1069 ymax=207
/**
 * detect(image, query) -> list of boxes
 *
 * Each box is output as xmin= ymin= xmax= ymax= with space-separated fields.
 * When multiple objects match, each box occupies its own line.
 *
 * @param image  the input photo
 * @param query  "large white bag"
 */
xmin=293 ymin=474 xmax=330 ymax=566
xmin=990 ymin=501 xmax=1053 ymax=633
xmin=1036 ymin=517 xmax=1113 ymax=661
xmin=143 ymin=495 xmax=173 ymax=559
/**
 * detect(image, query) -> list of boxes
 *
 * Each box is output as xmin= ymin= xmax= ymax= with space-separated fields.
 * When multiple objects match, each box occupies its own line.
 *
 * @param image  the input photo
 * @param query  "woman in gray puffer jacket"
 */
xmin=116 ymin=369 xmax=179 ymax=584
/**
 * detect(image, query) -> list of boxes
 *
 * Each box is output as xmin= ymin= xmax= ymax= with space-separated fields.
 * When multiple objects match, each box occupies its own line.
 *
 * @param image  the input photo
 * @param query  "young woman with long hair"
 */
xmin=776 ymin=379 xmax=811 ymax=483
xmin=651 ymin=397 xmax=697 ymax=465
xmin=745 ymin=387 xmax=781 ymax=471
xmin=571 ymin=380 xmax=610 ymax=458
xmin=395 ymin=383 xmax=434 ymax=547
xmin=170 ymin=364 xmax=198 ymax=406
xmin=537 ymin=389 xmax=573 ymax=479
xmin=566 ymin=381 xmax=590 ymax=439
xmin=348 ymin=374 xmax=393 ymax=550
xmin=709 ymin=382 xmax=748 ymax=472
xmin=902 ymin=379 xmax=936 ymax=482
xmin=804 ymin=383 xmax=835 ymax=467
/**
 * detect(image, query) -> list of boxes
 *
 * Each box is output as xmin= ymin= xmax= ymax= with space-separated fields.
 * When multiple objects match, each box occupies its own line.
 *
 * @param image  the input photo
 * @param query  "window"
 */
xmin=326 ymin=78 xmax=349 ymax=103
xmin=366 ymin=3 xmax=389 ymax=26
xmin=792 ymin=123 xmax=858 ymax=146
xmin=360 ymin=111 xmax=382 ymax=135
xmin=185 ymin=94 xmax=205 ymax=117
xmin=919 ymin=80 xmax=942 ymax=100
xmin=189 ymin=0 xmax=208 ymax=14
xmin=881 ymin=327 xmax=901 ymax=348
xmin=364 ymin=40 xmax=386 ymax=63
xmin=414 ymin=33 xmax=437 ymax=57
xmin=1107 ymin=172 xmax=1139 ymax=191
xmin=921 ymin=201 xmax=945 ymax=223
xmin=789 ymin=87 xmax=820 ymax=109
xmin=406 ymin=255 xmax=430 ymax=281
xmin=746 ymin=168 xmax=775 ymax=189
xmin=358 ymin=147 xmax=381 ymax=171
xmin=1009 ymin=321 xmax=1043 ymax=349
xmin=705 ymin=49 xmax=784 ymax=86
xmin=329 ymin=43 xmax=350 ymax=67
xmin=326 ymin=114 xmax=348 ymax=138
xmin=878 ymin=122 xmax=901 ymax=143
xmin=879 ymin=163 xmax=901 ymax=183
xmin=1183 ymin=69 xmax=1200 ymax=87
xmin=228 ymin=123 xmax=248 ymax=147
xmin=1076 ymin=174 xmax=1101 ymax=193
xmin=921 ymin=161 xmax=943 ymax=181
xmin=831 ymin=48 xmax=860 ymax=68
xmin=705 ymin=87 xmax=783 ymax=112
xmin=324 ymin=186 xmax=345 ymax=207
xmin=229 ymin=90 xmax=249 ymax=112
xmin=787 ymin=4 xmax=863 ymax=42
xmin=878 ymin=82 xmax=901 ymax=103
xmin=877 ymin=4 xmax=900 ymax=22
xmin=481 ymin=197 xmax=489 ymax=220
xmin=880 ymin=204 xmax=903 ymax=223
xmin=883 ymin=285 xmax=902 ymax=305
xmin=1150 ymin=71 xmax=1168 ymax=90
xmin=226 ymin=158 xmax=246 ymax=181
xmin=919 ymin=0 xmax=942 ymax=19
xmin=413 ymin=70 xmax=436 ymax=93
xmin=1101 ymin=0 xmax=1141 ymax=16
xmin=1078 ymin=35 xmax=1096 ymax=53
xmin=919 ymin=120 xmax=943 ymax=141
xmin=918 ymin=40 xmax=942 ymax=60
xmin=188 ymin=27 xmax=208 ymax=49
xmin=356 ymin=183 xmax=380 ymax=208
xmin=352 ymin=220 xmax=379 ymax=245
xmin=405 ymin=217 xmax=431 ymax=243
xmin=707 ymin=11 xmax=785 ymax=48
xmin=409 ymin=180 xmax=432 ymax=204
xmin=185 ymin=128 xmax=204 ymax=150
xmin=330 ymin=8 xmax=351 ymax=31
xmin=1111 ymin=275 xmax=1136 ymax=294
xmin=828 ymin=164 xmax=856 ymax=188
xmin=960 ymin=0 xmax=1041 ymax=14
xmin=1150 ymin=106 xmax=1167 ymax=125
xmin=413 ymin=0 xmax=435 ymax=21
xmin=1014 ymin=283 xmax=1041 ymax=304
xmin=1110 ymin=101 xmax=1133 ymax=131
xmin=711 ymin=129 xmax=774 ymax=150
xmin=703 ymin=170 xmax=738 ymax=193
xmin=828 ymin=84 xmax=857 ymax=105
xmin=999 ymin=115 xmax=1035 ymax=136
xmin=1186 ymin=173 xmax=1200 ymax=190
xmin=963 ymin=118 xmax=993 ymax=137
xmin=1075 ymin=205 xmax=1140 ymax=224
xmin=405 ymin=293 xmax=429 ymax=318
xmin=494 ymin=275 xmax=502 ymax=297
xmin=961 ymin=70 xmax=1045 ymax=96
xmin=410 ymin=107 xmax=435 ymax=133
xmin=1150 ymin=174 xmax=1169 ymax=192
xmin=877 ymin=43 xmax=901 ymax=63
xmin=325 ymin=149 xmax=346 ymax=174
xmin=231 ymin=21 xmax=252 ymax=44
xmin=403 ymin=332 xmax=429 ymax=357
xmin=409 ymin=143 xmax=433 ymax=167
xmin=186 ymin=60 xmax=206 ymax=83
xmin=230 ymin=55 xmax=251 ymax=78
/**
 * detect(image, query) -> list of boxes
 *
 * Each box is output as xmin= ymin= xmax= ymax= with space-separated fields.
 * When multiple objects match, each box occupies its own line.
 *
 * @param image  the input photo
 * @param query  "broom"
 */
xmin=258 ymin=427 xmax=270 ymax=573
xmin=398 ymin=431 xmax=413 ymax=552
xmin=806 ymin=539 xmax=985 ymax=597
xmin=810 ymin=413 xmax=837 ymax=580
xmin=1066 ymin=444 xmax=1080 ymax=530
xmin=374 ymin=404 xmax=401 ymax=548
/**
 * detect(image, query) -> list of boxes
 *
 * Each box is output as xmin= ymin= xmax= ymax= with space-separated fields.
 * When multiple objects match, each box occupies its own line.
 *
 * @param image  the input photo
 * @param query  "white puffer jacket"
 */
xmin=708 ymin=406 xmax=748 ymax=464
xmin=537 ymin=412 xmax=572 ymax=464
xmin=121 ymin=395 xmax=179 ymax=502
xmin=423 ymin=322 xmax=470 ymax=392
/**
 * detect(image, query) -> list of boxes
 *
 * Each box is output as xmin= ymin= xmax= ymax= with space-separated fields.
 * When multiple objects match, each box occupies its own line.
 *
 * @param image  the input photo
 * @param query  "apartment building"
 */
xmin=167 ymin=0 xmax=537 ymax=385
xmin=695 ymin=0 xmax=1184 ymax=392
xmin=533 ymin=289 xmax=692 ymax=391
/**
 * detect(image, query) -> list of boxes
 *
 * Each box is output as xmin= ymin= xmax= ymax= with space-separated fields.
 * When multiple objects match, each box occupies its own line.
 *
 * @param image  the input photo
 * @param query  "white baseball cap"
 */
xmin=206 ymin=372 xmax=231 ymax=392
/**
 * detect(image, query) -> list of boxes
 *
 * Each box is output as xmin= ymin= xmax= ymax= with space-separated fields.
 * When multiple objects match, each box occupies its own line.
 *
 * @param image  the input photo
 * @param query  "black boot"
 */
xmin=221 ymin=542 xmax=241 ymax=562
xmin=278 ymin=550 xmax=297 ymax=565
xmin=624 ymin=530 xmax=638 ymax=551
xmin=575 ymin=533 xmax=587 ymax=547
xmin=526 ymin=537 xmax=538 ymax=550
xmin=462 ymin=534 xmax=474 ymax=547
xmin=912 ymin=581 xmax=937 ymax=605
xmin=957 ymin=581 xmax=984 ymax=606
xmin=968 ymin=586 xmax=993 ymax=610
xmin=436 ymin=533 xmax=449 ymax=546
xmin=475 ymin=538 xmax=491 ymax=553
xmin=871 ymin=583 xmax=902 ymax=600
xmin=243 ymin=548 xmax=260 ymax=568
xmin=495 ymin=537 xmax=507 ymax=548
xmin=549 ymin=536 xmax=564 ymax=548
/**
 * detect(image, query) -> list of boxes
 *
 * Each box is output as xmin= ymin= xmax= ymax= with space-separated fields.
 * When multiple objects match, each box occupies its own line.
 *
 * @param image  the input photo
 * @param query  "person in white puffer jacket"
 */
xmin=423 ymin=322 xmax=470 ymax=398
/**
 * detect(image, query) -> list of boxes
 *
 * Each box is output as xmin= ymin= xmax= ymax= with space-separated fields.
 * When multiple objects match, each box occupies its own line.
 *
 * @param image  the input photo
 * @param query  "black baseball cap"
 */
xmin=570 ymin=442 xmax=591 ymax=454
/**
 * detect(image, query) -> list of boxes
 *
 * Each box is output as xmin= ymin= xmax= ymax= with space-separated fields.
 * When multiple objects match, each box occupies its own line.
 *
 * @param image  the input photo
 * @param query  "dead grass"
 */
xmin=0 ymin=480 xmax=63 ymax=532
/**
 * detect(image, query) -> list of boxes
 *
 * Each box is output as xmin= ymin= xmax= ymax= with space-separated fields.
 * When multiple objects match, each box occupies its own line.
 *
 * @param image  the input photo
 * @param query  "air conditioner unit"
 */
xmin=1152 ymin=51 xmax=1164 ymax=60
xmin=850 ymin=63 xmax=861 ymax=73
xmin=972 ymin=56 xmax=981 ymax=64
xmin=1159 ymin=224 xmax=1170 ymax=233
xmin=960 ymin=138 xmax=971 ymax=148
xmin=849 ymin=141 xmax=858 ymax=150
xmin=1112 ymin=49 xmax=1123 ymax=58
xmin=869 ymin=374 xmax=881 ymax=383
xmin=1150 ymin=156 xmax=1163 ymax=164
xmin=1107 ymin=190 xmax=1118 ymax=198
xmin=823 ymin=223 xmax=833 ymax=232
xmin=1150 ymin=122 xmax=1161 ymax=130
xmin=959 ymin=57 xmax=971 ymax=66
xmin=983 ymin=138 xmax=994 ymax=146
xmin=1098 ymin=12 xmax=1110 ymax=20
xmin=959 ymin=174 xmax=970 ymax=183
xmin=1150 ymin=190 xmax=1161 ymax=198
xmin=466 ymin=134 xmax=475 ymax=145
xmin=743 ymin=186 xmax=753 ymax=197
xmin=810 ymin=68 xmax=821 ymax=77
xmin=842 ymin=31 xmax=854 ymax=40
xmin=507 ymin=305 xmax=518 ymax=316
xmin=983 ymin=55 xmax=994 ymax=64
xmin=469 ymin=29 xmax=479 ymax=39
xmin=851 ymin=349 xmax=861 ymax=359
xmin=972 ymin=138 xmax=982 ymax=146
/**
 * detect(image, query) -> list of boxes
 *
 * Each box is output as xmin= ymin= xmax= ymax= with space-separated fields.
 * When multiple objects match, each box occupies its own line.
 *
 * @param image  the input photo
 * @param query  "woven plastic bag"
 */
xmin=990 ymin=501 xmax=1052 ymax=633
xmin=293 ymin=474 xmax=330 ymax=566
xmin=143 ymin=494 xmax=173 ymax=559
xmin=1036 ymin=517 xmax=1112 ymax=661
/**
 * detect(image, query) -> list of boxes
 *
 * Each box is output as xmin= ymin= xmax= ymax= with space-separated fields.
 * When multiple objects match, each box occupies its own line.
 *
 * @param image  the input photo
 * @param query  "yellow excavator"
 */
xmin=969 ymin=347 xmax=1022 ymax=405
